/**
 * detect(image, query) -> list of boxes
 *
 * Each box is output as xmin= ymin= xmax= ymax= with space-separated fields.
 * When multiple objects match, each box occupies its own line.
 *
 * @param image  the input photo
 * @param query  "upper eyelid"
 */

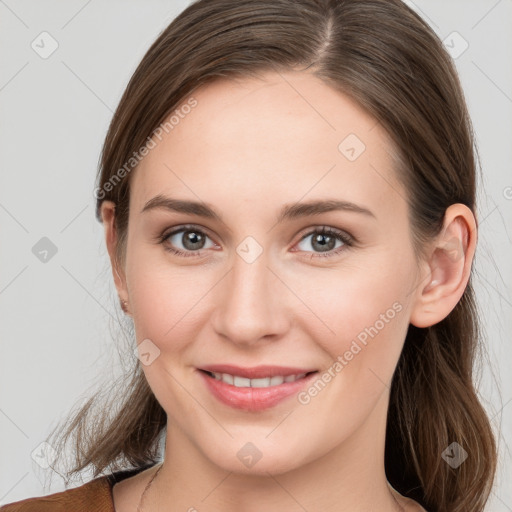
xmin=164 ymin=224 xmax=217 ymax=240
xmin=298 ymin=225 xmax=351 ymax=240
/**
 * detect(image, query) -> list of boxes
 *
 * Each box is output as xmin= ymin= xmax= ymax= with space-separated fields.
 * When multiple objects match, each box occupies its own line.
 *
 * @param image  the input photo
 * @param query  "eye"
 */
xmin=159 ymin=225 xmax=217 ymax=258
xmin=294 ymin=226 xmax=353 ymax=259
xmin=158 ymin=224 xmax=354 ymax=259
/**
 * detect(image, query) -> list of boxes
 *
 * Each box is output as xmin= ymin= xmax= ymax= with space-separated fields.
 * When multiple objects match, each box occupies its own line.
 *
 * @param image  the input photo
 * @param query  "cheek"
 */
xmin=289 ymin=268 xmax=411 ymax=445
xmin=125 ymin=250 xmax=215 ymax=416
xmin=125 ymin=241 xmax=226 ymax=365
xmin=291 ymin=254 xmax=414 ymax=384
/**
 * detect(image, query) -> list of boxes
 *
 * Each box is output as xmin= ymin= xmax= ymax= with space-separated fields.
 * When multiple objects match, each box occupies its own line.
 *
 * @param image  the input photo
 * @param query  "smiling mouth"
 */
xmin=197 ymin=367 xmax=320 ymax=411
xmin=199 ymin=369 xmax=318 ymax=388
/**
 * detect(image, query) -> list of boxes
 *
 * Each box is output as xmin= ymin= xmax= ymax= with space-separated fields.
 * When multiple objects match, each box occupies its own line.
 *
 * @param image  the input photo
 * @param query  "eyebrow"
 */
xmin=140 ymin=194 xmax=376 ymax=222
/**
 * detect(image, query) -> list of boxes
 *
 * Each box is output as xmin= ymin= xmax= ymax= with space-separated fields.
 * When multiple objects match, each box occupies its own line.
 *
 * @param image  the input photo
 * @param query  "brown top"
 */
xmin=1 ymin=466 xmax=429 ymax=511
xmin=0 ymin=465 xmax=155 ymax=512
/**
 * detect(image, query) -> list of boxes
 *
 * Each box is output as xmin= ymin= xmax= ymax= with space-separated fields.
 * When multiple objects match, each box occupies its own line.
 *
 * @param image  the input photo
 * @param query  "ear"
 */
xmin=100 ymin=200 xmax=131 ymax=316
xmin=409 ymin=203 xmax=477 ymax=328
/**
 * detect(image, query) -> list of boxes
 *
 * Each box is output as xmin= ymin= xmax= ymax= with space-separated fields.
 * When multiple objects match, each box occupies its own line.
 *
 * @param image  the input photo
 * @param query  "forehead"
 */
xmin=131 ymin=70 xmax=406 ymax=222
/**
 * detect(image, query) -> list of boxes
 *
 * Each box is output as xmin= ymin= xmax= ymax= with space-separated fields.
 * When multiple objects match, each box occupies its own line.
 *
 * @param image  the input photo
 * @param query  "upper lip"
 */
xmin=199 ymin=364 xmax=318 ymax=379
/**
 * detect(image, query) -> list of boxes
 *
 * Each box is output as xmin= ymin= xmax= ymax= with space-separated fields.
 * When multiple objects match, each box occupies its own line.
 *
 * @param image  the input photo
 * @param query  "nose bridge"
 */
xmin=212 ymin=244 xmax=287 ymax=344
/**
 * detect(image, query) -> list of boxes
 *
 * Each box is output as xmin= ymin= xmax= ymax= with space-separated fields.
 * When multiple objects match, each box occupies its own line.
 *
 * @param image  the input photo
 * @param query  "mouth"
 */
xmin=197 ymin=365 xmax=319 ymax=411
xmin=200 ymin=369 xmax=317 ymax=387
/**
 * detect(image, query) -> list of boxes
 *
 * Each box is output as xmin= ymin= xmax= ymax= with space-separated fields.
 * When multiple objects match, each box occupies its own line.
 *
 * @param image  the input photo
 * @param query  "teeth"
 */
xmin=210 ymin=372 xmax=307 ymax=388
xmin=233 ymin=375 xmax=251 ymax=387
xmin=221 ymin=373 xmax=233 ymax=385
xmin=250 ymin=377 xmax=271 ymax=388
xmin=270 ymin=376 xmax=284 ymax=386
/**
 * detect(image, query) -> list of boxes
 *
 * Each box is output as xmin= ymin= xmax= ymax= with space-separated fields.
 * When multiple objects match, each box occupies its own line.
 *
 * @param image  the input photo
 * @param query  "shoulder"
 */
xmin=0 ymin=476 xmax=113 ymax=512
xmin=401 ymin=495 xmax=429 ymax=512
xmin=388 ymin=484 xmax=428 ymax=512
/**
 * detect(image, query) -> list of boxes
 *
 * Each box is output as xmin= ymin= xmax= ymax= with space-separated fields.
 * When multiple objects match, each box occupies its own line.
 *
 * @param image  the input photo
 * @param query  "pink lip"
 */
xmin=197 ymin=365 xmax=318 ymax=411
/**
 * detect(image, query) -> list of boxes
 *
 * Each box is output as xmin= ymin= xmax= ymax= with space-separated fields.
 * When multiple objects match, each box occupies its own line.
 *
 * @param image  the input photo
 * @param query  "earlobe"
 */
xmin=409 ymin=204 xmax=476 ymax=328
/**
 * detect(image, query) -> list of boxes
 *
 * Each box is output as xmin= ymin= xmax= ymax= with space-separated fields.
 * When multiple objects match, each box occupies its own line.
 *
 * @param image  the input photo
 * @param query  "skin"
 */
xmin=102 ymin=70 xmax=476 ymax=512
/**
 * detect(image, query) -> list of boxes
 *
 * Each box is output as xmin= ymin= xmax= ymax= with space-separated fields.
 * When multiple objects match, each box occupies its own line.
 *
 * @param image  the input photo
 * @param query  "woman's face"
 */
xmin=111 ymin=70 xmax=425 ymax=474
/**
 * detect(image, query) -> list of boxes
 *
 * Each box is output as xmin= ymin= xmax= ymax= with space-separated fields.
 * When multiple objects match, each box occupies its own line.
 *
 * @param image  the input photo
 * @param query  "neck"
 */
xmin=143 ymin=392 xmax=406 ymax=512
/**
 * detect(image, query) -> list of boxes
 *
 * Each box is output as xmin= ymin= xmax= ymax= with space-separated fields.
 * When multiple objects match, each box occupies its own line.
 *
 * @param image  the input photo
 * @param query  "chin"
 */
xmin=202 ymin=436 xmax=313 ymax=476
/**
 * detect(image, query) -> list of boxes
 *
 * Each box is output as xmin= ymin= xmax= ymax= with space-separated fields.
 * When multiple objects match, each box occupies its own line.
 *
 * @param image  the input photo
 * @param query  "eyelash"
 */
xmin=158 ymin=224 xmax=354 ymax=259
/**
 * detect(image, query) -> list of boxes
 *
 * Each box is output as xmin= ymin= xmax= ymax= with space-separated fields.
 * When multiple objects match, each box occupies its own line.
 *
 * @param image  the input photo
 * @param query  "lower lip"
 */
xmin=198 ymin=370 xmax=317 ymax=411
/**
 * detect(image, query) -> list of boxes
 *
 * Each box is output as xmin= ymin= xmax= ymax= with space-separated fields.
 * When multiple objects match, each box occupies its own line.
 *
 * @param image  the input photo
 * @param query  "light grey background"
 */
xmin=0 ymin=0 xmax=511 ymax=509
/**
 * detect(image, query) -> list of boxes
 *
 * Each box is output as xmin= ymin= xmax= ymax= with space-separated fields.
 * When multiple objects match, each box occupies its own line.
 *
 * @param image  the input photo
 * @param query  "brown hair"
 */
xmin=46 ymin=1 xmax=497 ymax=510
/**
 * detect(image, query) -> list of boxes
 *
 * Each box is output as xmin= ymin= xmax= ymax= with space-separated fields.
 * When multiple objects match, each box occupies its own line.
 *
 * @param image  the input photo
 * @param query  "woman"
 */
xmin=1 ymin=0 xmax=497 ymax=511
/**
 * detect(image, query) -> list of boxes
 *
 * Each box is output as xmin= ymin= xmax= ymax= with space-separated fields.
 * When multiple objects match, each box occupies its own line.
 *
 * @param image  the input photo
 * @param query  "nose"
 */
xmin=211 ymin=248 xmax=290 ymax=347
